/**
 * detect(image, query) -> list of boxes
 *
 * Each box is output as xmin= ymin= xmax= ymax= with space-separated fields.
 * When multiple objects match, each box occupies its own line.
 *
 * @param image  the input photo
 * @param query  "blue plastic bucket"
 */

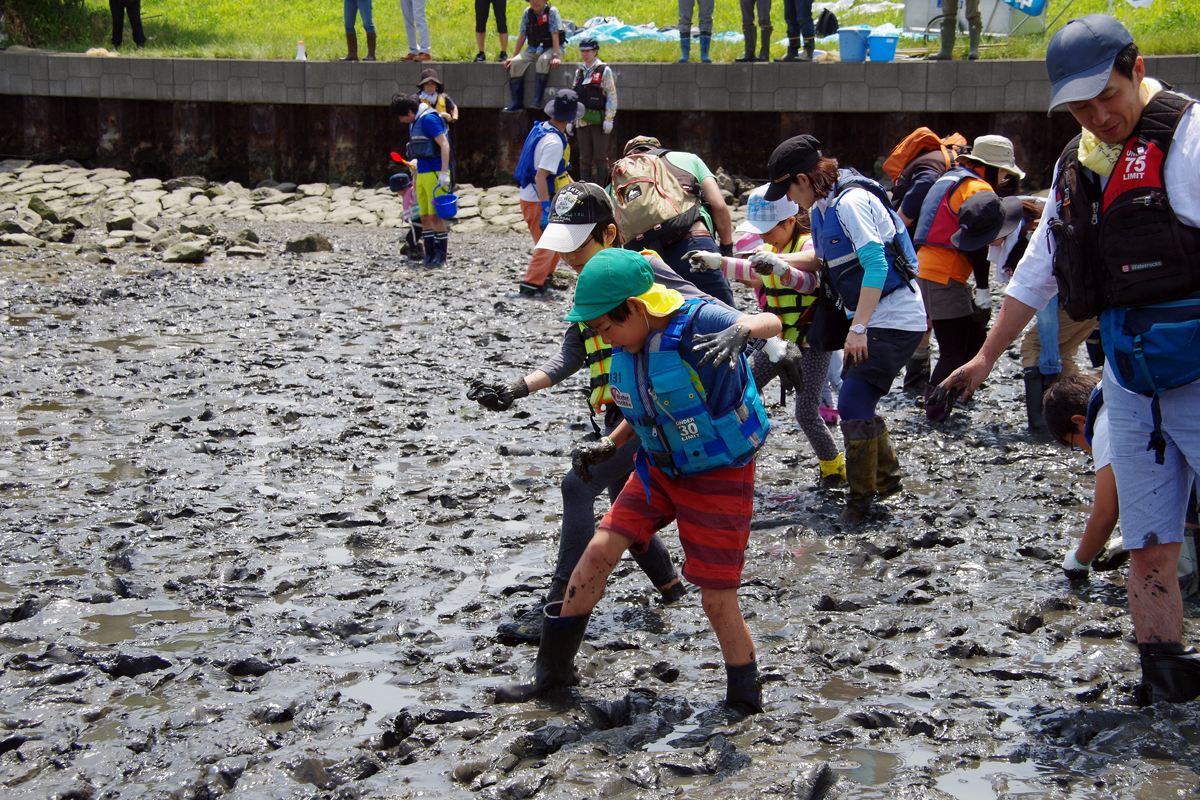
xmin=838 ymin=27 xmax=869 ymax=62
xmin=433 ymin=186 xmax=457 ymax=219
xmin=868 ymin=34 xmax=899 ymax=62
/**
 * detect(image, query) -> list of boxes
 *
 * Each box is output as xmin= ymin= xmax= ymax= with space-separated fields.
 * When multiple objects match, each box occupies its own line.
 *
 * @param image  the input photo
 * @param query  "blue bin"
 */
xmin=838 ymin=27 xmax=869 ymax=62
xmin=868 ymin=34 xmax=899 ymax=62
xmin=433 ymin=186 xmax=457 ymax=219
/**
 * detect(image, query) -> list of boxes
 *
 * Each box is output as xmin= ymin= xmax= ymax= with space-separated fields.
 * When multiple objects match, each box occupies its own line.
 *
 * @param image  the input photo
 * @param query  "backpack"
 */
xmin=883 ymin=128 xmax=968 ymax=207
xmin=609 ymin=149 xmax=702 ymax=251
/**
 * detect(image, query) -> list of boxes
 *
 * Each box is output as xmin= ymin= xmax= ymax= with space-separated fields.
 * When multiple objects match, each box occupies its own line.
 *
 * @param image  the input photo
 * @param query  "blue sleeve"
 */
xmin=858 ymin=241 xmax=888 ymax=290
xmin=899 ymin=167 xmax=938 ymax=221
xmin=423 ymin=113 xmax=447 ymax=140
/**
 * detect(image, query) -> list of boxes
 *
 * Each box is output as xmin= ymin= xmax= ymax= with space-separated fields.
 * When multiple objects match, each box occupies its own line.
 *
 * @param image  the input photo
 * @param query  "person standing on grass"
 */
xmin=399 ymin=0 xmax=432 ymax=61
xmin=776 ymin=0 xmax=815 ymax=62
xmin=109 ymin=0 xmax=146 ymax=50
xmin=341 ymin=0 xmax=377 ymax=61
xmin=676 ymin=0 xmax=713 ymax=63
xmin=503 ymin=0 xmax=564 ymax=112
xmin=572 ymin=38 xmax=617 ymax=184
xmin=474 ymin=0 xmax=510 ymax=62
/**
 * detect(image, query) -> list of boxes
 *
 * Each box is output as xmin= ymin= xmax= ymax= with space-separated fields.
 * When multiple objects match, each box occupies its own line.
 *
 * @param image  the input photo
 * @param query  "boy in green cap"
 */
xmin=495 ymin=247 xmax=782 ymax=713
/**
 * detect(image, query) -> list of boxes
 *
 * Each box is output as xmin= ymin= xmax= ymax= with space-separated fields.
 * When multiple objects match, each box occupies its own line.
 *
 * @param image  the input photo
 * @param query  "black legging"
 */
xmin=929 ymin=314 xmax=987 ymax=386
xmin=475 ymin=0 xmax=508 ymax=34
xmin=110 ymin=0 xmax=146 ymax=49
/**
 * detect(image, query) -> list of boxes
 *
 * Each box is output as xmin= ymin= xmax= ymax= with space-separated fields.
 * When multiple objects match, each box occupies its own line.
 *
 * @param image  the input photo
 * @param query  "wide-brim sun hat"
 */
xmin=416 ymin=68 xmax=443 ymax=90
xmin=1046 ymin=14 xmax=1135 ymax=115
xmin=961 ymin=135 xmax=1026 ymax=181
xmin=545 ymin=88 xmax=586 ymax=122
xmin=736 ymin=184 xmax=801 ymax=235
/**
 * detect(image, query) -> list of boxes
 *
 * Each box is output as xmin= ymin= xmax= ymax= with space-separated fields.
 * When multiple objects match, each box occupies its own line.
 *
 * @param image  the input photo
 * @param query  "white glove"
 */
xmin=565 ymin=122 xmax=574 ymax=136
xmin=762 ymin=336 xmax=788 ymax=363
xmin=684 ymin=250 xmax=723 ymax=272
xmin=974 ymin=286 xmax=992 ymax=310
xmin=602 ymin=119 xmax=613 ymax=134
xmin=437 ymin=171 xmax=451 ymax=190
xmin=749 ymin=249 xmax=790 ymax=277
xmin=1061 ymin=547 xmax=1090 ymax=581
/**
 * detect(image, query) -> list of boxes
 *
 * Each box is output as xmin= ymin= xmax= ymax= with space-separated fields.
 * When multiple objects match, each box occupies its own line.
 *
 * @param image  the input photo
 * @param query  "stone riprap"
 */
xmin=0 ymin=159 xmax=752 ymax=257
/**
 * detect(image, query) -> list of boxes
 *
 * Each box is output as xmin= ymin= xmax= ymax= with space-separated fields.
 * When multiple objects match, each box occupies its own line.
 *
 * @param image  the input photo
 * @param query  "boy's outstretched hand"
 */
xmin=467 ymin=377 xmax=529 ymax=411
xmin=572 ymin=435 xmax=617 ymax=483
xmin=693 ymin=324 xmax=750 ymax=370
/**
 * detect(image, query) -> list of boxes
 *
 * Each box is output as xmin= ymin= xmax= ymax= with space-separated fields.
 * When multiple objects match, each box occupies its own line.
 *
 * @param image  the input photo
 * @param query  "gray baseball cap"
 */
xmin=1046 ymin=14 xmax=1135 ymax=115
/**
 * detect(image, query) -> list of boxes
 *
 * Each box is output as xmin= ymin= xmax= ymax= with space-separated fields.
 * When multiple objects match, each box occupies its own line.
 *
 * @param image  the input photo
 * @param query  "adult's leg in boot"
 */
xmin=929 ymin=1 xmax=957 ymax=60
xmin=498 ymin=580 xmax=566 ymax=642
xmin=342 ymin=30 xmax=359 ymax=61
xmin=494 ymin=601 xmax=590 ymax=702
xmin=735 ymin=27 xmax=757 ymax=61
xmin=839 ymin=417 xmax=878 ymax=522
xmin=758 ymin=25 xmax=773 ymax=62
xmin=1137 ymin=643 xmax=1200 ymax=705
xmin=776 ymin=38 xmax=800 ymax=61
xmin=630 ymin=533 xmax=680 ymax=601
xmin=903 ymin=337 xmax=931 ymax=394
xmin=1023 ymin=367 xmax=1046 ymax=431
xmin=532 ymin=75 xmax=548 ymax=108
xmin=699 ymin=33 xmax=712 ymax=62
xmin=725 ymin=660 xmax=763 ymax=713
xmin=801 ymin=36 xmax=815 ymax=60
xmin=874 ymin=416 xmax=902 ymax=498
xmin=503 ymin=78 xmax=524 ymax=112
xmin=967 ymin=20 xmax=981 ymax=60
xmin=365 ymin=32 xmax=377 ymax=61
xmin=678 ymin=33 xmax=692 ymax=62
xmin=110 ymin=0 xmax=124 ymax=49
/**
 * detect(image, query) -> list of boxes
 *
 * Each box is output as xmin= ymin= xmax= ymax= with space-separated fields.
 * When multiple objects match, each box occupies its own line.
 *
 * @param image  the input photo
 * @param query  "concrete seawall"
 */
xmin=3 ymin=50 xmax=1198 ymax=186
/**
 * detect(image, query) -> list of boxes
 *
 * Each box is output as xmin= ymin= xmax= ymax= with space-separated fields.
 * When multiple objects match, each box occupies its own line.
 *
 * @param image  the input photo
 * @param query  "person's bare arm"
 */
xmin=607 ymin=419 xmax=635 ymax=448
xmin=535 ymin=168 xmax=553 ymax=202
xmin=434 ymin=133 xmax=451 ymax=174
xmin=699 ymin=176 xmax=734 ymax=246
xmin=735 ymin=312 xmax=783 ymax=340
xmin=1076 ymin=465 xmax=1120 ymax=565
xmin=522 ymin=370 xmax=552 ymax=393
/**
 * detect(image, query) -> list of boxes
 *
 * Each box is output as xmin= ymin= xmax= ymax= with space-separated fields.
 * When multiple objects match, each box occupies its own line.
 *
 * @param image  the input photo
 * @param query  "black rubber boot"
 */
xmin=902 ymin=345 xmax=930 ymax=394
xmin=725 ymin=660 xmax=763 ymax=714
xmin=503 ymin=79 xmax=525 ymax=112
xmin=1023 ymin=367 xmax=1046 ymax=431
xmin=758 ymin=26 xmax=773 ymax=62
xmin=735 ymin=27 xmax=757 ymax=62
xmin=497 ymin=581 xmax=566 ymax=643
xmin=802 ymin=36 xmax=815 ymax=61
xmin=775 ymin=37 xmax=800 ymax=61
xmin=531 ymin=75 xmax=548 ymax=108
xmin=494 ymin=601 xmax=589 ymax=703
xmin=1136 ymin=643 xmax=1200 ymax=706
xmin=659 ymin=580 xmax=687 ymax=604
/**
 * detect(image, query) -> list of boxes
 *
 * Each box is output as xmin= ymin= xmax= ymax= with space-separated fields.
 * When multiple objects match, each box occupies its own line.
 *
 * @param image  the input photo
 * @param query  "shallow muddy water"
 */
xmin=2 ymin=219 xmax=1200 ymax=800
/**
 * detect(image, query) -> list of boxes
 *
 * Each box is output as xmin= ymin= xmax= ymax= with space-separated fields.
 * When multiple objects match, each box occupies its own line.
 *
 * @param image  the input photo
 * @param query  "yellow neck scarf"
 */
xmin=1077 ymin=78 xmax=1163 ymax=177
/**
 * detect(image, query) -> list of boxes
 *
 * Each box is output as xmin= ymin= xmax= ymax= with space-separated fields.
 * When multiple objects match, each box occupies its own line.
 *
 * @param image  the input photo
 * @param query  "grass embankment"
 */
xmin=2 ymin=0 xmax=1197 ymax=61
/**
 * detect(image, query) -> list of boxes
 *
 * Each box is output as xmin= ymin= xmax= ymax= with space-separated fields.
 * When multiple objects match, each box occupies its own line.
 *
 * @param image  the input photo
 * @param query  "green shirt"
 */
xmin=607 ymin=150 xmax=715 ymax=235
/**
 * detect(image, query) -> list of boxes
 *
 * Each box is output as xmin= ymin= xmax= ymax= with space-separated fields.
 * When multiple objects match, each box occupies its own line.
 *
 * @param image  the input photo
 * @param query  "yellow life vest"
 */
xmin=555 ymin=143 xmax=573 ymax=191
xmin=761 ymin=234 xmax=817 ymax=344
xmin=579 ymin=321 xmax=614 ymax=412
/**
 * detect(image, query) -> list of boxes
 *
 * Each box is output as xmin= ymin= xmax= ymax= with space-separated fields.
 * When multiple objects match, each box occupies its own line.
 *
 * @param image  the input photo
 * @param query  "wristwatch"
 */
xmin=850 ymin=323 xmax=867 ymax=335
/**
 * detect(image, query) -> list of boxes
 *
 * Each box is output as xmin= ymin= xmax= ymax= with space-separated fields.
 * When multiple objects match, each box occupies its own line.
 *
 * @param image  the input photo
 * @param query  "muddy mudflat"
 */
xmin=2 ymin=217 xmax=1200 ymax=800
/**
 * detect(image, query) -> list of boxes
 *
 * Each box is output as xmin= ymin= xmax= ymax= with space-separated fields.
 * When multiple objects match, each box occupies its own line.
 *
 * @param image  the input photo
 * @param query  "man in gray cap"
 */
xmin=938 ymin=14 xmax=1200 ymax=705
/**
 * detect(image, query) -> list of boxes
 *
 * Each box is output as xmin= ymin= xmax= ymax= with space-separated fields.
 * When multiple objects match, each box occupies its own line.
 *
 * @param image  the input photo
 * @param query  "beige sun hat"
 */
xmin=962 ymin=135 xmax=1026 ymax=181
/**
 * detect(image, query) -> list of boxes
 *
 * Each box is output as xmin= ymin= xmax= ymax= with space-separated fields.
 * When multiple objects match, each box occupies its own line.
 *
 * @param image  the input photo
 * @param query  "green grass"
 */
xmin=5 ymin=0 xmax=1200 ymax=61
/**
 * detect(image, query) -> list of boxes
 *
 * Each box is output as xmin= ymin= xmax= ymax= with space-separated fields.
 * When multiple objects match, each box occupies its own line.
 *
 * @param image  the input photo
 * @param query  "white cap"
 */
xmin=735 ymin=184 xmax=801 ymax=236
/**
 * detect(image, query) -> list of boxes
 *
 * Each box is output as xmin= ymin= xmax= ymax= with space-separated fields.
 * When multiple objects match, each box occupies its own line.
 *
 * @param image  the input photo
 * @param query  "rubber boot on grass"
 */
xmin=342 ymin=31 xmax=359 ymax=61
xmin=735 ymin=27 xmax=757 ymax=62
xmin=802 ymin=36 xmax=815 ymax=61
xmin=1136 ymin=643 xmax=1200 ymax=706
xmin=364 ymin=32 xmax=377 ymax=61
xmin=1023 ymin=367 xmax=1046 ymax=432
xmin=495 ymin=601 xmax=589 ymax=703
xmin=775 ymin=37 xmax=800 ymax=61
xmin=967 ymin=20 xmax=981 ymax=60
xmin=839 ymin=417 xmax=877 ymax=523
xmin=928 ymin=16 xmax=955 ymax=60
xmin=498 ymin=580 xmax=565 ymax=643
xmin=758 ymin=26 xmax=773 ymax=62
xmin=678 ymin=34 xmax=692 ymax=62
xmin=874 ymin=416 xmax=903 ymax=499
xmin=699 ymin=34 xmax=712 ymax=63
xmin=725 ymin=660 xmax=763 ymax=714
xmin=531 ymin=75 xmax=548 ymax=109
xmin=819 ymin=452 xmax=846 ymax=489
xmin=504 ymin=79 xmax=525 ymax=112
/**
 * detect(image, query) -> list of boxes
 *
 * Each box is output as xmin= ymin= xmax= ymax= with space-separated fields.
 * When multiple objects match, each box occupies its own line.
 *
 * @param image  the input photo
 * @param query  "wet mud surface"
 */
xmin=3 ymin=217 xmax=1200 ymax=800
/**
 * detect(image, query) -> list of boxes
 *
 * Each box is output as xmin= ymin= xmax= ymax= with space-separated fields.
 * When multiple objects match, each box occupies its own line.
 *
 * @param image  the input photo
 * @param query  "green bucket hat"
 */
xmin=564 ymin=249 xmax=654 ymax=323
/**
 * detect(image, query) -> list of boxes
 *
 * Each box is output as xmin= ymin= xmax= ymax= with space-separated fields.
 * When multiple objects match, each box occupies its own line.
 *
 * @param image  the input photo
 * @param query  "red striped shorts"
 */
xmin=600 ymin=461 xmax=755 ymax=590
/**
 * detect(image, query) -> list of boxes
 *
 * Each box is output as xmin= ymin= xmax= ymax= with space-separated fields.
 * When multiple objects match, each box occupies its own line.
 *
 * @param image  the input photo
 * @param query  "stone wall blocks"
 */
xmin=48 ymin=58 xmax=70 ymax=82
xmin=950 ymin=86 xmax=976 ymax=109
xmin=840 ymin=82 xmax=870 ymax=111
xmin=864 ymin=62 xmax=898 ymax=88
xmin=867 ymin=86 xmax=902 ymax=111
xmin=821 ymin=81 xmax=841 ymax=112
xmin=263 ymin=82 xmax=288 ymax=104
xmin=1003 ymin=83 xmax=1027 ymax=112
xmin=133 ymin=79 xmax=157 ymax=99
xmin=975 ymin=86 xmax=1005 ymax=112
xmin=926 ymin=62 xmax=958 ymax=93
xmin=926 ymin=91 xmax=952 ymax=112
xmin=28 ymin=54 xmax=48 ymax=82
xmin=128 ymin=60 xmax=155 ymax=81
xmin=901 ymin=91 xmax=926 ymax=112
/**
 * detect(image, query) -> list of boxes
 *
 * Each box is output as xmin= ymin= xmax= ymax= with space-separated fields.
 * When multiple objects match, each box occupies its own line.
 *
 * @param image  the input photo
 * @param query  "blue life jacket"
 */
xmin=912 ymin=166 xmax=978 ymax=248
xmin=514 ymin=122 xmax=568 ymax=199
xmin=607 ymin=299 xmax=769 ymax=494
xmin=810 ymin=170 xmax=918 ymax=314
xmin=1084 ymin=385 xmax=1103 ymax=449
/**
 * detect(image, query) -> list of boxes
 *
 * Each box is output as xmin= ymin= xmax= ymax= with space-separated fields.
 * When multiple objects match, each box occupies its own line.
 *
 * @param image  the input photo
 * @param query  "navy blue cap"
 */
xmin=1046 ymin=14 xmax=1135 ymax=115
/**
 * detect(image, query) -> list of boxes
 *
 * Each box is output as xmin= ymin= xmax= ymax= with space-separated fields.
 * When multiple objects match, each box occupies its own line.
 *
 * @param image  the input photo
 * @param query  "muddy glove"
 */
xmin=749 ymin=249 xmax=790 ymax=277
xmin=1061 ymin=548 xmax=1091 ymax=581
xmin=693 ymin=324 xmax=751 ymax=370
xmin=540 ymin=200 xmax=551 ymax=230
xmin=719 ymin=243 xmax=734 ymax=257
xmin=467 ymin=377 xmax=529 ymax=412
xmin=684 ymin=250 xmax=724 ymax=272
xmin=761 ymin=336 xmax=788 ymax=363
xmin=572 ymin=435 xmax=617 ymax=483
xmin=437 ymin=171 xmax=451 ymax=190
xmin=1091 ymin=542 xmax=1130 ymax=572
xmin=602 ymin=119 xmax=613 ymax=134
xmin=775 ymin=341 xmax=805 ymax=393
xmin=974 ymin=286 xmax=992 ymax=310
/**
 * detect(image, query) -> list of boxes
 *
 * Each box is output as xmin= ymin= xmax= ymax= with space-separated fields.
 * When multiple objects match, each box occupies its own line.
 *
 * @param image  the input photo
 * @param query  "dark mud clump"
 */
xmin=2 ymin=216 xmax=1200 ymax=799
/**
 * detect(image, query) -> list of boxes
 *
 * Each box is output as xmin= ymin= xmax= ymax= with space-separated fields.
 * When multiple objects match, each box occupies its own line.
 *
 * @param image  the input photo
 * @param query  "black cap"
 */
xmin=537 ymin=182 xmax=615 ymax=252
xmin=765 ymin=135 xmax=821 ymax=201
xmin=545 ymin=88 xmax=585 ymax=122
xmin=578 ymin=37 xmax=599 ymax=51
xmin=950 ymin=191 xmax=1025 ymax=251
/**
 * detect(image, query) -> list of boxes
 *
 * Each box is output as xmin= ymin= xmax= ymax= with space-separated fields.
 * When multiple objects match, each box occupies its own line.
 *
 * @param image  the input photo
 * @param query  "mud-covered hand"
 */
xmin=776 ymin=341 xmax=805 ymax=392
xmin=684 ymin=250 xmax=724 ymax=272
xmin=749 ymin=249 xmax=790 ymax=276
xmin=1061 ymin=548 xmax=1090 ymax=581
xmin=693 ymin=324 xmax=751 ymax=370
xmin=1091 ymin=542 xmax=1130 ymax=572
xmin=467 ymin=377 xmax=529 ymax=412
xmin=571 ymin=435 xmax=617 ymax=483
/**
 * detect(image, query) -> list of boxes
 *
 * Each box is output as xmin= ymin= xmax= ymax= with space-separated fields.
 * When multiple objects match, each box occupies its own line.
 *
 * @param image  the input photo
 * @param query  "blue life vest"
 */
xmin=514 ymin=122 xmax=568 ymax=199
xmin=810 ymin=170 xmax=918 ymax=314
xmin=912 ymin=166 xmax=978 ymax=248
xmin=607 ymin=299 xmax=769 ymax=493
xmin=1084 ymin=385 xmax=1103 ymax=449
